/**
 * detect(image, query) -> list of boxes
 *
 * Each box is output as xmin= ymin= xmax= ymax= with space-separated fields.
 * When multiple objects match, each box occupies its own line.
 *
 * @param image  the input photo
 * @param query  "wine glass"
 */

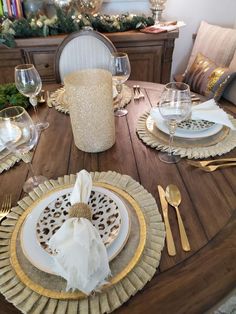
xmin=158 ymin=82 xmax=192 ymax=164
xmin=15 ymin=64 xmax=49 ymax=131
xmin=111 ymin=52 xmax=131 ymax=117
xmin=0 ymin=106 xmax=47 ymax=193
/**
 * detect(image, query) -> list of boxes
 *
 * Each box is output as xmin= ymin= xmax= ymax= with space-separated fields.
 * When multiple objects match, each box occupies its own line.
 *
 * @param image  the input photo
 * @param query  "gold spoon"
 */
xmin=165 ymin=185 xmax=190 ymax=252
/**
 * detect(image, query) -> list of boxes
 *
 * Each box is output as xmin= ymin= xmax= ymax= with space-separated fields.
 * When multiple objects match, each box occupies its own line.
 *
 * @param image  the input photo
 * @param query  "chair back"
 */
xmin=55 ymin=29 xmax=116 ymax=83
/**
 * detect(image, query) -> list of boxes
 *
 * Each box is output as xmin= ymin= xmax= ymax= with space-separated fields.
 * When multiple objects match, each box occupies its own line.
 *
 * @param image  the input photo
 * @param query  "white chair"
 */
xmin=55 ymin=28 xmax=117 ymax=83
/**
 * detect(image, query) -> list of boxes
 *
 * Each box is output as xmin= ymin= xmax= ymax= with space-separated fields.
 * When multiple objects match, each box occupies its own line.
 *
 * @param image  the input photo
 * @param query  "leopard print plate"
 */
xmin=177 ymin=119 xmax=215 ymax=131
xmin=36 ymin=189 xmax=121 ymax=254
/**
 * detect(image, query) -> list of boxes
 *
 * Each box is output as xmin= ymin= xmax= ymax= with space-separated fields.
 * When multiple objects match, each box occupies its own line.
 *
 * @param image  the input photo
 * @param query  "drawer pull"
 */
xmin=44 ymin=63 xmax=49 ymax=68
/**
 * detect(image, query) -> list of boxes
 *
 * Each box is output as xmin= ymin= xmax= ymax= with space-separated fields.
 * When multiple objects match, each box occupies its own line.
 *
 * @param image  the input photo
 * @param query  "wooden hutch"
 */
xmin=0 ymin=29 xmax=179 ymax=84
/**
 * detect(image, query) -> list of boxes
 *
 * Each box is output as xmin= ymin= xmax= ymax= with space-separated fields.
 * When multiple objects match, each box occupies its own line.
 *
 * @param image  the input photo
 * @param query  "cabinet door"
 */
xmin=23 ymin=47 xmax=57 ymax=82
xmin=117 ymin=46 xmax=162 ymax=83
xmin=0 ymin=48 xmax=24 ymax=84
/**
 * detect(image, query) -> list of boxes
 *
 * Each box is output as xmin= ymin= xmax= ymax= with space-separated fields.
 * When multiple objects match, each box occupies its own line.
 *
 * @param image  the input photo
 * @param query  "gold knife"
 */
xmin=157 ymin=185 xmax=176 ymax=256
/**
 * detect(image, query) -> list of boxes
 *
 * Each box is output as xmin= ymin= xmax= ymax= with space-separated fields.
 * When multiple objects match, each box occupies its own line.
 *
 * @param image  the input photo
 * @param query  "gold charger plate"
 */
xmin=10 ymin=181 xmax=146 ymax=299
xmin=1 ymin=172 xmax=164 ymax=314
xmin=136 ymin=111 xmax=236 ymax=159
xmin=0 ymin=149 xmax=20 ymax=173
xmin=48 ymin=85 xmax=132 ymax=114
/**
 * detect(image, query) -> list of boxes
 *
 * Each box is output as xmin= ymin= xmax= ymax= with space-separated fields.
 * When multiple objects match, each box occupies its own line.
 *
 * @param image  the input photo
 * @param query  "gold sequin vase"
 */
xmin=64 ymin=69 xmax=115 ymax=153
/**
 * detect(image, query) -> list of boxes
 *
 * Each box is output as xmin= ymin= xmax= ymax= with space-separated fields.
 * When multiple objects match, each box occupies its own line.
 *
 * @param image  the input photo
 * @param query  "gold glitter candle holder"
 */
xmin=64 ymin=69 xmax=115 ymax=153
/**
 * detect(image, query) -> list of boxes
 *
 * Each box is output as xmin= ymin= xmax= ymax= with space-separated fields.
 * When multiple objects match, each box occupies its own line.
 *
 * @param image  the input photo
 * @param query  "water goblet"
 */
xmin=0 ymin=106 xmax=47 ymax=193
xmin=15 ymin=64 xmax=49 ymax=131
xmin=158 ymin=82 xmax=192 ymax=164
xmin=111 ymin=52 xmax=131 ymax=117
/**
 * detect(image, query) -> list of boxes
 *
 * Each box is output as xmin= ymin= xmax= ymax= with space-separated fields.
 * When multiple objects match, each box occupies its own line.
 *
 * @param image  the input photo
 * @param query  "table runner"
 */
xmin=0 ymin=171 xmax=165 ymax=313
xmin=137 ymin=112 xmax=236 ymax=159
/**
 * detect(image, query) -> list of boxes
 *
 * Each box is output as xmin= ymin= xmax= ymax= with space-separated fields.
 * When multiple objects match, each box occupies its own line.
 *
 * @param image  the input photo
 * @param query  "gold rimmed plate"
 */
xmin=21 ymin=185 xmax=130 ymax=274
xmin=146 ymin=115 xmax=228 ymax=145
xmin=36 ymin=187 xmax=122 ymax=254
xmin=154 ymin=117 xmax=223 ymax=139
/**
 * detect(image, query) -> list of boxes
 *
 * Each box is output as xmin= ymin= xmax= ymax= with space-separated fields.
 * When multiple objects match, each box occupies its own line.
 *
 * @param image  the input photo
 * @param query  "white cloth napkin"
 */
xmin=191 ymin=99 xmax=235 ymax=129
xmin=48 ymin=170 xmax=111 ymax=294
xmin=150 ymin=99 xmax=235 ymax=130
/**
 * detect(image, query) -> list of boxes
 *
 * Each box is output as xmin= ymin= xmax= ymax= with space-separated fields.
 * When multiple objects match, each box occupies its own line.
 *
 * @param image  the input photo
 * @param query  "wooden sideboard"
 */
xmin=0 ymin=30 xmax=179 ymax=84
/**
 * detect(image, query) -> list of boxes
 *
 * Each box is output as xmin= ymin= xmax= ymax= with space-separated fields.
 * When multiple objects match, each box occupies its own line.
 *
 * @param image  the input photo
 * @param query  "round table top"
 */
xmin=0 ymin=80 xmax=236 ymax=314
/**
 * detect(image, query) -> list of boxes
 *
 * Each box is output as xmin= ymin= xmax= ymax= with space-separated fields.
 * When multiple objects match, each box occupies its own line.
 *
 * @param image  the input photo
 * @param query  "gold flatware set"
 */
xmin=188 ymin=158 xmax=236 ymax=172
xmin=157 ymin=185 xmax=190 ymax=256
xmin=158 ymin=186 xmax=176 ymax=256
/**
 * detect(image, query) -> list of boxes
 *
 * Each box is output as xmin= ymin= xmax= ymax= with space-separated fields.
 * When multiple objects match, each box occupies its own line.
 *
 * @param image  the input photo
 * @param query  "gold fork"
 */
xmin=0 ymin=195 xmax=12 ymax=222
xmin=187 ymin=158 xmax=236 ymax=168
xmin=200 ymin=163 xmax=236 ymax=172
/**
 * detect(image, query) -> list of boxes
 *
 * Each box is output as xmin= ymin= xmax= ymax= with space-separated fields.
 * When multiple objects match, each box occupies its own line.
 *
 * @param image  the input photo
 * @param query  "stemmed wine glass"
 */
xmin=158 ymin=82 xmax=192 ymax=164
xmin=15 ymin=64 xmax=49 ymax=131
xmin=111 ymin=52 xmax=131 ymax=117
xmin=0 ymin=106 xmax=47 ymax=193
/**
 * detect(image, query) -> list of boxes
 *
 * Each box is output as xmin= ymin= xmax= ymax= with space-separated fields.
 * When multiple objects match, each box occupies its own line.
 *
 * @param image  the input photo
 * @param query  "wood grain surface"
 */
xmin=0 ymin=81 xmax=235 ymax=314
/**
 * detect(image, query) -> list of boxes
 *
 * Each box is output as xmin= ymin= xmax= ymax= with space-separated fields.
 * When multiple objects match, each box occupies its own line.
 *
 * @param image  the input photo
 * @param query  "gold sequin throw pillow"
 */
xmin=184 ymin=53 xmax=236 ymax=100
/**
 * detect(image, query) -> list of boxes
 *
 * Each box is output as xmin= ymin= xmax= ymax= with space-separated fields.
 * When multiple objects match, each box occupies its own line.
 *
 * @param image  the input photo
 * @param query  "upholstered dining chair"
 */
xmin=175 ymin=21 xmax=236 ymax=104
xmin=55 ymin=28 xmax=117 ymax=83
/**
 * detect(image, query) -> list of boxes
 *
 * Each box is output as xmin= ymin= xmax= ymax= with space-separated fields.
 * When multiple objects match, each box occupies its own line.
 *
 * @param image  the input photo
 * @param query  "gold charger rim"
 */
xmin=10 ymin=181 xmax=146 ymax=300
xmin=137 ymin=111 xmax=236 ymax=159
xmin=0 ymin=150 xmax=20 ymax=174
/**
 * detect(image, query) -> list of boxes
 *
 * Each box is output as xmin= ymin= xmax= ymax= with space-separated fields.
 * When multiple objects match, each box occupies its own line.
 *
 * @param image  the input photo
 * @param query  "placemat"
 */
xmin=137 ymin=112 xmax=236 ymax=159
xmin=0 ymin=171 xmax=165 ymax=314
xmin=0 ymin=150 xmax=20 ymax=174
xmin=47 ymin=85 xmax=132 ymax=114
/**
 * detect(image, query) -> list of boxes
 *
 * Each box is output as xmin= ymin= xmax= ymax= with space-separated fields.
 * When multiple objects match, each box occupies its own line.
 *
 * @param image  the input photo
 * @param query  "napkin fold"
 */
xmin=190 ymin=99 xmax=235 ymax=130
xmin=150 ymin=99 xmax=235 ymax=130
xmin=48 ymin=170 xmax=111 ymax=294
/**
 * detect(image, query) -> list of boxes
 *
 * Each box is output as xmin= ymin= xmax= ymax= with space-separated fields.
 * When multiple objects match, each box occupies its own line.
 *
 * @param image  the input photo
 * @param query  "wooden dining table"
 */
xmin=0 ymin=81 xmax=236 ymax=314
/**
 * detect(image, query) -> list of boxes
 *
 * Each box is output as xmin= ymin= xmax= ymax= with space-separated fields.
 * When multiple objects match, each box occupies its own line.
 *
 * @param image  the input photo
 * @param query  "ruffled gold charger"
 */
xmin=0 ymin=147 xmax=20 ymax=174
xmin=47 ymin=85 xmax=132 ymax=114
xmin=137 ymin=112 xmax=236 ymax=159
xmin=0 ymin=171 xmax=165 ymax=314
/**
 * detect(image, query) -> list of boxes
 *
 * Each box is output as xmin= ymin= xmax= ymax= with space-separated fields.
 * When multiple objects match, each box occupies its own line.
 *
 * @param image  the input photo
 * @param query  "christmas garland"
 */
xmin=0 ymin=6 xmax=154 ymax=48
xmin=0 ymin=83 xmax=29 ymax=110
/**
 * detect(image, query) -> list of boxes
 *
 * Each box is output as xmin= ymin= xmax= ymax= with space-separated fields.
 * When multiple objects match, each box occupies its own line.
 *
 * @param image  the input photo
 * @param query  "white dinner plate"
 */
xmin=21 ymin=186 xmax=130 ymax=275
xmin=156 ymin=118 xmax=223 ymax=139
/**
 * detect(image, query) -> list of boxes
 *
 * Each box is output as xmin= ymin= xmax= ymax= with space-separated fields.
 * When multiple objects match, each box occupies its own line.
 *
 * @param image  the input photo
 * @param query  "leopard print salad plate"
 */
xmin=36 ymin=188 xmax=122 ymax=255
xmin=21 ymin=185 xmax=130 ymax=274
xmin=177 ymin=119 xmax=215 ymax=131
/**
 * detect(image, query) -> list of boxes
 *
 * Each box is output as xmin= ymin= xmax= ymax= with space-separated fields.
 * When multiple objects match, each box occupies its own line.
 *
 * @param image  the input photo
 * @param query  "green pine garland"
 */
xmin=0 ymin=6 xmax=154 ymax=48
